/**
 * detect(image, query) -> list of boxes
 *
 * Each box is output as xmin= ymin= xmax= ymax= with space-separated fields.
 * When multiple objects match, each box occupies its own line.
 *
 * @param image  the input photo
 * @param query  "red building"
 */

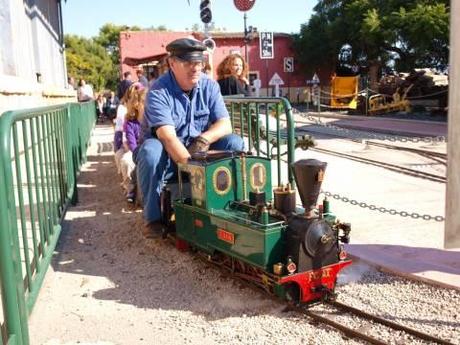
xmin=119 ymin=30 xmax=312 ymax=102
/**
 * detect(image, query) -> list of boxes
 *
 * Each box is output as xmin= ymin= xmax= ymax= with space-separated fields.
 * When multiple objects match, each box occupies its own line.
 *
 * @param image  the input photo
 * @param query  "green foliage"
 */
xmin=65 ymin=35 xmax=114 ymax=92
xmin=95 ymin=23 xmax=141 ymax=65
xmin=293 ymin=0 xmax=449 ymax=75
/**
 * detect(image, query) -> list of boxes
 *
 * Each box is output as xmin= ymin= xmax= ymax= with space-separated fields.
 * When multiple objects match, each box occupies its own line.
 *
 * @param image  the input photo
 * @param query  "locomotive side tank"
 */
xmin=174 ymin=151 xmax=283 ymax=270
xmin=173 ymin=151 xmax=351 ymax=304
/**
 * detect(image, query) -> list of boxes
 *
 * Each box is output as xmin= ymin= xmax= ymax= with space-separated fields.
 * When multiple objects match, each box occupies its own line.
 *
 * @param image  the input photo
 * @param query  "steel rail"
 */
xmin=328 ymin=300 xmax=455 ymax=345
xmin=362 ymin=141 xmax=447 ymax=160
xmin=301 ymin=307 xmax=389 ymax=345
xmin=295 ymin=126 xmax=447 ymax=158
xmin=169 ymin=237 xmax=454 ymax=345
xmin=311 ymin=146 xmax=446 ymax=183
xmin=287 ymin=300 xmax=455 ymax=345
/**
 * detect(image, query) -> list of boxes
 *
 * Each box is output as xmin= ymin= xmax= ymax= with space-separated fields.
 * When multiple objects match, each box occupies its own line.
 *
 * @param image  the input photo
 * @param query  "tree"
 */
xmin=293 ymin=0 xmax=449 ymax=83
xmin=95 ymin=24 xmax=141 ymax=61
xmin=65 ymin=35 xmax=114 ymax=92
xmin=93 ymin=24 xmax=141 ymax=89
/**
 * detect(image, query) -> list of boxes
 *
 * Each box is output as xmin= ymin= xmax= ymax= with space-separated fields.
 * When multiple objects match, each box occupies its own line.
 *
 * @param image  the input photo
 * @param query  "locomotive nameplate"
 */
xmin=306 ymin=267 xmax=332 ymax=282
xmin=216 ymin=228 xmax=235 ymax=244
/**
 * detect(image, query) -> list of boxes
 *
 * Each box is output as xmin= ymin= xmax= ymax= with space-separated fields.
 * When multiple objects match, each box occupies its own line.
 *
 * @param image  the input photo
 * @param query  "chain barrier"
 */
xmin=317 ymin=86 xmax=448 ymax=100
xmin=295 ymin=112 xmax=447 ymax=144
xmin=321 ymin=190 xmax=445 ymax=222
xmin=365 ymin=87 xmax=448 ymax=100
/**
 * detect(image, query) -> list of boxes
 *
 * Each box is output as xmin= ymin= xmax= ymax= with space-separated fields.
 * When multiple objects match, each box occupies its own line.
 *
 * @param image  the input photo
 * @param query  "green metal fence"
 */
xmin=224 ymin=97 xmax=296 ymax=187
xmin=0 ymin=101 xmax=95 ymax=345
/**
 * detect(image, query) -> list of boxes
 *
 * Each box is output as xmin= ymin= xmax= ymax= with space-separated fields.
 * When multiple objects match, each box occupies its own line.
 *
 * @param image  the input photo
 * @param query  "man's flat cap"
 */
xmin=166 ymin=38 xmax=206 ymax=62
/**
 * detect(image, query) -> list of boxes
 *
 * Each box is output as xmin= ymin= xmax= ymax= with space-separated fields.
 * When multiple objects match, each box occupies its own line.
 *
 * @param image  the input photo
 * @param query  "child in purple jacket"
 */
xmin=119 ymin=83 xmax=145 ymax=202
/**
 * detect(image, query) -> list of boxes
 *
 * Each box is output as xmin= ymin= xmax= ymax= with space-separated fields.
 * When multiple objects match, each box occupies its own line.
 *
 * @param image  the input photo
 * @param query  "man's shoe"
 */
xmin=142 ymin=221 xmax=164 ymax=239
xmin=126 ymin=192 xmax=135 ymax=204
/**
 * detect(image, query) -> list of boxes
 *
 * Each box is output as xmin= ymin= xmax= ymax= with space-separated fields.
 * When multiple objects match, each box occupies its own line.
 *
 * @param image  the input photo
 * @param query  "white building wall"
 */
xmin=0 ymin=0 xmax=75 ymax=115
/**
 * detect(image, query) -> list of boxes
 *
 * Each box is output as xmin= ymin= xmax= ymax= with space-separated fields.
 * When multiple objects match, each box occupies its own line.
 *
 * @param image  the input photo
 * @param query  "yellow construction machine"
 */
xmin=367 ymin=84 xmax=413 ymax=115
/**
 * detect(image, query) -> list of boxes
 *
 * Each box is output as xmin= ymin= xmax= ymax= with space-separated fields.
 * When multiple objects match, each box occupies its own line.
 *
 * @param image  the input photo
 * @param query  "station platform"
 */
xmin=294 ymin=112 xmax=458 ymax=290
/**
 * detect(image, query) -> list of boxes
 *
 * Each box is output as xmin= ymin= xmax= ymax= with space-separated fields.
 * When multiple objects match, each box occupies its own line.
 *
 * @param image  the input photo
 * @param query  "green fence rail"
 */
xmin=224 ymin=97 xmax=296 ymax=187
xmin=0 ymin=101 xmax=95 ymax=345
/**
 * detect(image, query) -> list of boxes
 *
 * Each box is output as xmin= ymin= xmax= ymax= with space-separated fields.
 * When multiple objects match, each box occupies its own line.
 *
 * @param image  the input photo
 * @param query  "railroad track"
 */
xmin=310 ymin=146 xmax=446 ymax=183
xmin=288 ymin=300 xmax=455 ymax=345
xmin=295 ymin=125 xmax=446 ymax=159
xmin=361 ymin=140 xmax=446 ymax=162
xmin=187 ymin=242 xmax=455 ymax=345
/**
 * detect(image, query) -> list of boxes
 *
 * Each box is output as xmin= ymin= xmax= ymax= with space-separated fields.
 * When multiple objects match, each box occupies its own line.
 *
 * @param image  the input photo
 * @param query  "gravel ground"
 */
xmin=28 ymin=124 xmax=459 ymax=345
xmin=332 ymin=262 xmax=460 ymax=344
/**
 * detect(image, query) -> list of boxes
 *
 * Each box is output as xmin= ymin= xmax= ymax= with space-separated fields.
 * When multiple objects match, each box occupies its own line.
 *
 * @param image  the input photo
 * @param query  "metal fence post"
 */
xmin=0 ymin=112 xmax=29 ymax=345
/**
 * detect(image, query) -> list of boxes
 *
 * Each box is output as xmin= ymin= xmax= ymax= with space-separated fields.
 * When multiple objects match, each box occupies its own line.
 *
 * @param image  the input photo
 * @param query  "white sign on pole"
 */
xmin=269 ymin=73 xmax=284 ymax=86
xmin=253 ymin=78 xmax=261 ymax=97
xmin=284 ymin=57 xmax=294 ymax=72
xmin=269 ymin=73 xmax=284 ymax=97
xmin=312 ymin=73 xmax=320 ymax=84
xmin=259 ymin=32 xmax=274 ymax=59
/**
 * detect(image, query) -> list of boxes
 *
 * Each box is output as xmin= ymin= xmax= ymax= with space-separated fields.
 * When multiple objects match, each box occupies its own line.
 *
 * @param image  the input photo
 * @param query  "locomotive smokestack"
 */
xmin=291 ymin=159 xmax=327 ymax=213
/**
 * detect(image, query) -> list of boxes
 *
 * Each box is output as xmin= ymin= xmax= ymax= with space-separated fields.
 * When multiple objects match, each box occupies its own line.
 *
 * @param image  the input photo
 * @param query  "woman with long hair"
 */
xmin=216 ymin=53 xmax=250 ymax=96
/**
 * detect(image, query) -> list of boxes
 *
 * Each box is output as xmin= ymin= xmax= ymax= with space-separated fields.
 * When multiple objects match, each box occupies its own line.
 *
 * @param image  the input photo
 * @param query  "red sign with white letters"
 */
xmin=217 ymin=228 xmax=235 ymax=244
xmin=233 ymin=0 xmax=256 ymax=12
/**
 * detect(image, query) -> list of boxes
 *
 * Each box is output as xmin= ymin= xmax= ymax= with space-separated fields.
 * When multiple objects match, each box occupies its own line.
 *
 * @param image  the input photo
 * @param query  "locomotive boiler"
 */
xmin=163 ymin=150 xmax=351 ymax=304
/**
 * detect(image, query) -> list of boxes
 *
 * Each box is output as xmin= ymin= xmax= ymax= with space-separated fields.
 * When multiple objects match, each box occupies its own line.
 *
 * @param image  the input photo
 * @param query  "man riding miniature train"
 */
xmin=135 ymin=38 xmax=244 ymax=238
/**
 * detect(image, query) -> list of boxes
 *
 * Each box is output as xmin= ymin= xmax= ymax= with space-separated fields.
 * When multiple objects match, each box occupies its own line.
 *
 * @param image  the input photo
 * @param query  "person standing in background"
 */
xmin=104 ymin=91 xmax=119 ymax=121
xmin=136 ymin=69 xmax=149 ymax=88
xmin=95 ymin=93 xmax=105 ymax=122
xmin=216 ymin=53 xmax=250 ymax=96
xmin=148 ymin=71 xmax=156 ymax=87
xmin=77 ymin=79 xmax=94 ymax=102
xmin=117 ymin=71 xmax=133 ymax=100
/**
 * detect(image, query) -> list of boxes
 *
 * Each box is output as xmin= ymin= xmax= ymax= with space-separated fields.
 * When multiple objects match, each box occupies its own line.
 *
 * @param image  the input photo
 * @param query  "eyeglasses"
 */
xmin=176 ymin=59 xmax=204 ymax=69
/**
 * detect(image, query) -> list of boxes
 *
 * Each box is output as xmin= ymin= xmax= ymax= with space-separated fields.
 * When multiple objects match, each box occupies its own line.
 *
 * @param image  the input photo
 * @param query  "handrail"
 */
xmin=224 ymin=96 xmax=296 ymax=187
xmin=0 ymin=101 xmax=95 ymax=345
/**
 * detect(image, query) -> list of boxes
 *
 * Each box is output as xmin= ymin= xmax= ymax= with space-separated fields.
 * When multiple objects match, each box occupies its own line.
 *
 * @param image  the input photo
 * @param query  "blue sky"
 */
xmin=62 ymin=0 xmax=315 ymax=38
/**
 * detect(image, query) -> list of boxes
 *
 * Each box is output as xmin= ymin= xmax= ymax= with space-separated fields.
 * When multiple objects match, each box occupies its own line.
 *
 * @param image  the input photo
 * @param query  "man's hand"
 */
xmin=198 ymin=118 xmax=232 ymax=145
xmin=188 ymin=136 xmax=210 ymax=155
xmin=156 ymin=125 xmax=191 ymax=164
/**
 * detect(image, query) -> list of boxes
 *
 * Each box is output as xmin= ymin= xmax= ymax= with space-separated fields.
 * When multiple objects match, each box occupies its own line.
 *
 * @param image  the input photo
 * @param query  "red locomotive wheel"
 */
xmin=233 ymin=0 xmax=256 ymax=12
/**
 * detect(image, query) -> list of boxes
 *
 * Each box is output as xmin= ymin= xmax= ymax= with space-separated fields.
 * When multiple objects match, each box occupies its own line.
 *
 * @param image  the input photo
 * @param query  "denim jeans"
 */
xmin=136 ymin=134 xmax=244 ymax=223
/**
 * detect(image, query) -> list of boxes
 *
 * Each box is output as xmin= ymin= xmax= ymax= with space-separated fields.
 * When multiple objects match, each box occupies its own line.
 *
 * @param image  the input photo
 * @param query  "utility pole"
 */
xmin=244 ymin=12 xmax=249 ymax=64
xmin=445 ymin=0 xmax=460 ymax=249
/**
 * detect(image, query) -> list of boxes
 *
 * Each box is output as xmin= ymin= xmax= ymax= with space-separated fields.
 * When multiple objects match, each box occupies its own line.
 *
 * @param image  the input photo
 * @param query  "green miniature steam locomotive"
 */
xmin=160 ymin=149 xmax=351 ymax=304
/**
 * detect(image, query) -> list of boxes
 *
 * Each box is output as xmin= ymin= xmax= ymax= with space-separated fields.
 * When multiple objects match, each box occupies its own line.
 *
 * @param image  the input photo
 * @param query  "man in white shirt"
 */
xmin=77 ymin=79 xmax=94 ymax=102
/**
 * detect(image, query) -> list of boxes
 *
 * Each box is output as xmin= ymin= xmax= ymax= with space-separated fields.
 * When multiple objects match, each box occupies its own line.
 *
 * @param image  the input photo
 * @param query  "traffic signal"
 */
xmin=244 ymin=26 xmax=256 ymax=43
xmin=200 ymin=0 xmax=212 ymax=24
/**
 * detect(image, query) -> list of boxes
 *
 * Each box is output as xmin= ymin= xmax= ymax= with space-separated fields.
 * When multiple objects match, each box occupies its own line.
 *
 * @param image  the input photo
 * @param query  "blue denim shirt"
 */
xmin=142 ymin=70 xmax=229 ymax=147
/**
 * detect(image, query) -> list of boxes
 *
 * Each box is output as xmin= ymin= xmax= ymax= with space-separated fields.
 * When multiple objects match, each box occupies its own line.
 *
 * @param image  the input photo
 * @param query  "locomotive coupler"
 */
xmin=311 ymin=285 xmax=337 ymax=301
